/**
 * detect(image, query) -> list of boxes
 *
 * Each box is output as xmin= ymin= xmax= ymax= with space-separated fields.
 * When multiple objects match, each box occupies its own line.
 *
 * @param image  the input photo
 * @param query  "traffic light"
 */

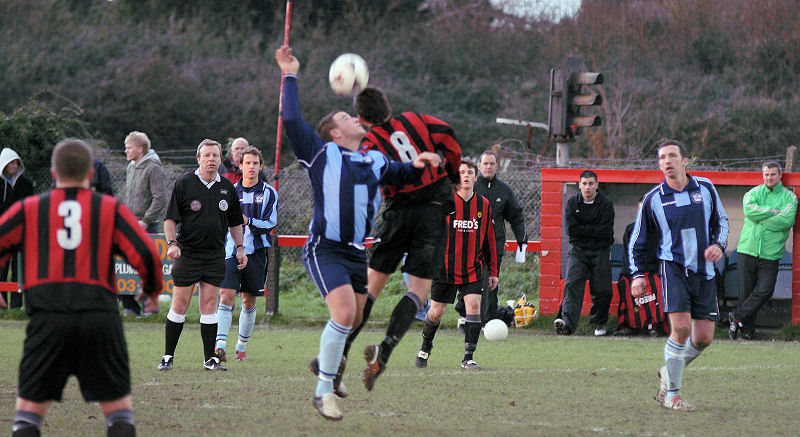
xmin=566 ymin=69 xmax=603 ymax=137
xmin=548 ymin=57 xmax=603 ymax=142
xmin=547 ymin=67 xmax=568 ymax=139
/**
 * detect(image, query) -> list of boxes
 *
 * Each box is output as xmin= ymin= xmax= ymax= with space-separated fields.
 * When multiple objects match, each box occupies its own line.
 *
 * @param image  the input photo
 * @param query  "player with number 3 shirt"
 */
xmin=0 ymin=139 xmax=162 ymax=437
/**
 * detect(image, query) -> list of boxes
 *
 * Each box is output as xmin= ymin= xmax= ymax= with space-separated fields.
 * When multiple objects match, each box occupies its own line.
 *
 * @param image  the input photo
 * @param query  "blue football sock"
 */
xmin=215 ymin=304 xmax=233 ymax=350
xmin=683 ymin=338 xmax=705 ymax=367
xmin=664 ymin=338 xmax=686 ymax=402
xmin=315 ymin=320 xmax=351 ymax=397
xmin=237 ymin=306 xmax=256 ymax=352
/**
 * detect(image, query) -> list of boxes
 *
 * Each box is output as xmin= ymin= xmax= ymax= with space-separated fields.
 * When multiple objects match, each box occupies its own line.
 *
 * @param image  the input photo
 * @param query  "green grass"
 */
xmin=273 ymin=254 xmax=540 ymax=328
xmin=0 ymin=321 xmax=797 ymax=436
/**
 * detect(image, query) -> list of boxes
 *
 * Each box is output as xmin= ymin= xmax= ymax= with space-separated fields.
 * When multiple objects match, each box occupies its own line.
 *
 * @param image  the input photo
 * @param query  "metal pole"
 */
xmin=785 ymin=145 xmax=796 ymax=173
xmin=272 ymin=0 xmax=292 ymax=192
xmin=556 ymin=143 xmax=569 ymax=167
xmin=264 ymin=0 xmax=292 ymax=319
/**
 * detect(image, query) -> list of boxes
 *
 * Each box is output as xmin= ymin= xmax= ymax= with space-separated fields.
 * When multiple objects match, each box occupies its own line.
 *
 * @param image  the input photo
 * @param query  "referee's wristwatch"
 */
xmin=235 ymin=244 xmax=244 ymax=251
xmin=167 ymin=239 xmax=177 ymax=247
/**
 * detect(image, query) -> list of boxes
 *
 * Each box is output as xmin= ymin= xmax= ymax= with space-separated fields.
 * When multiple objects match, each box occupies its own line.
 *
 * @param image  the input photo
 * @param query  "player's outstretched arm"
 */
xmin=276 ymin=47 xmax=326 ymax=163
xmin=412 ymin=151 xmax=442 ymax=169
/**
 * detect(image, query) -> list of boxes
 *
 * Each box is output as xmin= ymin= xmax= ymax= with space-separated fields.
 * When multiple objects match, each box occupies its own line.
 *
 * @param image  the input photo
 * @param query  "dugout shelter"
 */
xmin=538 ymin=168 xmax=800 ymax=326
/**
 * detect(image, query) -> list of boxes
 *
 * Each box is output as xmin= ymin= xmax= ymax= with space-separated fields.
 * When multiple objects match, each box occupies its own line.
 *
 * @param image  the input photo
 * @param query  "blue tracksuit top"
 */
xmin=281 ymin=74 xmax=423 ymax=245
xmin=224 ymin=180 xmax=278 ymax=258
xmin=629 ymin=174 xmax=728 ymax=280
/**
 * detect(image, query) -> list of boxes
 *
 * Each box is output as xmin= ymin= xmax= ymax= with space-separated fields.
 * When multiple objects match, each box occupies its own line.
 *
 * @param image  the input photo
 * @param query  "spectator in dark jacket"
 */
xmin=218 ymin=137 xmax=248 ymax=184
xmin=554 ymin=170 xmax=615 ymax=336
xmin=0 ymin=148 xmax=34 ymax=308
xmin=91 ymin=159 xmax=115 ymax=195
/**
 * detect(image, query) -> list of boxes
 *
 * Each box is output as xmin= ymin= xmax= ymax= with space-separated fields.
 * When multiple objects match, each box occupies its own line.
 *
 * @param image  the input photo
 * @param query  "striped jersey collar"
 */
xmin=660 ymin=173 xmax=699 ymax=195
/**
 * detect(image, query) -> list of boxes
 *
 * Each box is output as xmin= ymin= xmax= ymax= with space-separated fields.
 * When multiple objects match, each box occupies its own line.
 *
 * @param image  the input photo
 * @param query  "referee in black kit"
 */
xmin=158 ymin=139 xmax=247 ymax=372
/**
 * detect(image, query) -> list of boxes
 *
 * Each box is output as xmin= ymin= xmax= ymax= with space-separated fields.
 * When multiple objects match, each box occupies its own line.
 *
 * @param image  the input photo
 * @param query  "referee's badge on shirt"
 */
xmin=190 ymin=200 xmax=201 ymax=211
xmin=219 ymin=199 xmax=229 ymax=211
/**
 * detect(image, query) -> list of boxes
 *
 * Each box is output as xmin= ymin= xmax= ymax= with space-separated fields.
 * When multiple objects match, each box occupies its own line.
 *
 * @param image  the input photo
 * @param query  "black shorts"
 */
xmin=430 ymin=280 xmax=483 ymax=304
xmin=19 ymin=311 xmax=129 ymax=403
xmin=172 ymin=253 xmax=226 ymax=287
xmin=369 ymin=202 xmax=447 ymax=279
xmin=220 ymin=249 xmax=268 ymax=296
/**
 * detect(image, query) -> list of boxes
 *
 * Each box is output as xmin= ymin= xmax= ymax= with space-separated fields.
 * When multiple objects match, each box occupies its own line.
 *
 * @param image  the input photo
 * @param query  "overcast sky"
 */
xmin=489 ymin=0 xmax=582 ymax=22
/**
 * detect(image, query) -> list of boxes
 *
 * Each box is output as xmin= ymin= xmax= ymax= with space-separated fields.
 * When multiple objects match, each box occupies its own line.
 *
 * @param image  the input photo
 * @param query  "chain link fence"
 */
xmin=24 ymin=143 xmax=782 ymax=251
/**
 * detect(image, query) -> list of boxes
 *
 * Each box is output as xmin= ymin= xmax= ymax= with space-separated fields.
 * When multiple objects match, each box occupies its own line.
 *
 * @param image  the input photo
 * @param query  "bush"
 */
xmin=0 ymin=95 xmax=86 ymax=178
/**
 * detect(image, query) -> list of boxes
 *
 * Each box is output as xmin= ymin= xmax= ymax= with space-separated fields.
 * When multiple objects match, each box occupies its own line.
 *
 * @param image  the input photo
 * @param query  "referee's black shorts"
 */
xmin=369 ymin=202 xmax=447 ymax=279
xmin=19 ymin=311 xmax=130 ymax=403
xmin=172 ymin=252 xmax=226 ymax=287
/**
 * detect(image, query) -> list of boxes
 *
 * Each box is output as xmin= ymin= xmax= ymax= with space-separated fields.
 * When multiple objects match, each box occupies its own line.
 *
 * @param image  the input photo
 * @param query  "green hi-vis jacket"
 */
xmin=738 ymin=181 xmax=798 ymax=260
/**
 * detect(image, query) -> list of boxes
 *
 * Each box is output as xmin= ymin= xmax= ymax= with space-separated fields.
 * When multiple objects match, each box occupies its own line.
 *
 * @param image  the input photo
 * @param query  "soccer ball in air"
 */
xmin=328 ymin=53 xmax=369 ymax=96
xmin=483 ymin=319 xmax=509 ymax=342
xmin=158 ymin=293 xmax=171 ymax=304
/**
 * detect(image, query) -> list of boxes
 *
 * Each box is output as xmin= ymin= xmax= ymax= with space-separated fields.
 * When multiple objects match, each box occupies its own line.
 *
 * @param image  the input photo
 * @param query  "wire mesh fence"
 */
xmin=23 ymin=142 xmax=786 ymax=254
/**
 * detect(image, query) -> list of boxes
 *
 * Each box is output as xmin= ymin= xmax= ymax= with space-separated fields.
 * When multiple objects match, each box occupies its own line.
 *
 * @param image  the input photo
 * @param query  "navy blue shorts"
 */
xmin=660 ymin=260 xmax=720 ymax=320
xmin=303 ymin=235 xmax=367 ymax=298
xmin=430 ymin=280 xmax=483 ymax=304
xmin=220 ymin=249 xmax=268 ymax=296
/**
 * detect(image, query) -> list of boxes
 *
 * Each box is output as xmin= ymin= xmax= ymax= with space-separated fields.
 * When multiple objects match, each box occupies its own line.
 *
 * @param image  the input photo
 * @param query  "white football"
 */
xmin=158 ymin=293 xmax=171 ymax=304
xmin=328 ymin=53 xmax=369 ymax=96
xmin=483 ymin=319 xmax=509 ymax=342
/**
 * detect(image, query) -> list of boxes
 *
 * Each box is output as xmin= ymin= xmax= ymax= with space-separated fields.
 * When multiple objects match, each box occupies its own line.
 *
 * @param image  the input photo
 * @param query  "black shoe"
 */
xmin=740 ymin=329 xmax=754 ymax=340
xmin=460 ymin=359 xmax=483 ymax=370
xmin=728 ymin=312 xmax=739 ymax=340
xmin=362 ymin=345 xmax=386 ymax=391
xmin=309 ymin=356 xmax=349 ymax=398
xmin=415 ymin=350 xmax=429 ymax=368
xmin=157 ymin=355 xmax=173 ymax=371
xmin=553 ymin=318 xmax=571 ymax=335
xmin=203 ymin=357 xmax=227 ymax=371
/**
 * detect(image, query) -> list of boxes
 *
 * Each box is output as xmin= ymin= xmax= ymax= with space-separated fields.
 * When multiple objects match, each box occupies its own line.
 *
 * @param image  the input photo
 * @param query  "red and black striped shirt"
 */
xmin=442 ymin=192 xmax=498 ymax=284
xmin=362 ymin=111 xmax=462 ymax=203
xmin=0 ymin=187 xmax=163 ymax=314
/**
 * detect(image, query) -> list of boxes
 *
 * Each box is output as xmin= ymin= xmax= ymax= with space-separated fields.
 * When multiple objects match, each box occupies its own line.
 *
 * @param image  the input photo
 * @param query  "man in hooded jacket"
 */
xmin=0 ymin=148 xmax=34 ymax=309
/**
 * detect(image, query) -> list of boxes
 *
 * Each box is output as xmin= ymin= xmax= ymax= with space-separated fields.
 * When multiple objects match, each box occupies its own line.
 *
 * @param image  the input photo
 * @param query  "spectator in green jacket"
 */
xmin=729 ymin=161 xmax=797 ymax=340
